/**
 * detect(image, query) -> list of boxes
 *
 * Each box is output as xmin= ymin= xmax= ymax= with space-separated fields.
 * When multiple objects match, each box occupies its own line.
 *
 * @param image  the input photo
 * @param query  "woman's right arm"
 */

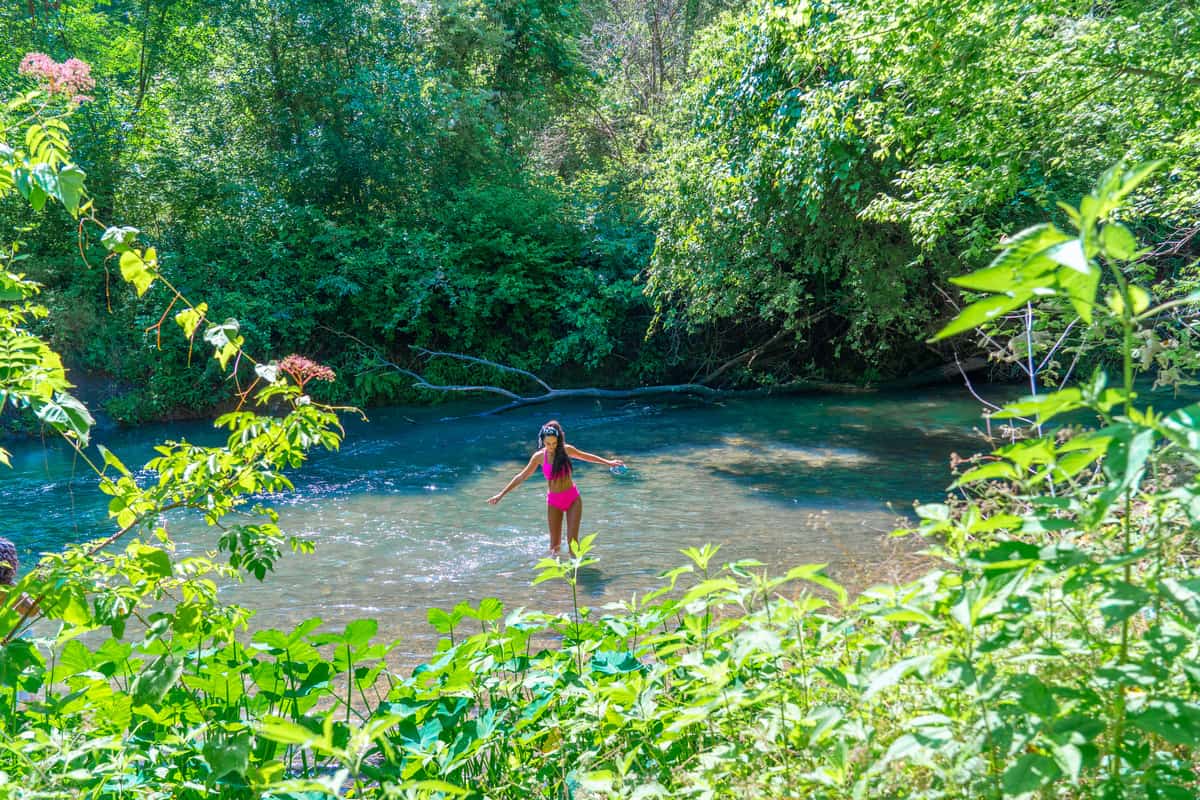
xmin=488 ymin=452 xmax=541 ymax=504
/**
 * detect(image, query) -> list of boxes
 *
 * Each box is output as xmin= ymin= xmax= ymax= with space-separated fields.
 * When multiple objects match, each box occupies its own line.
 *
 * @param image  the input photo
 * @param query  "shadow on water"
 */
xmin=575 ymin=565 xmax=611 ymax=598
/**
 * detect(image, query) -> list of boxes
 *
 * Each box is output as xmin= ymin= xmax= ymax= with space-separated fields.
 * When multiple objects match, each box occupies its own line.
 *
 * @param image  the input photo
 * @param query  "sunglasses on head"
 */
xmin=540 ymin=427 xmax=560 ymax=438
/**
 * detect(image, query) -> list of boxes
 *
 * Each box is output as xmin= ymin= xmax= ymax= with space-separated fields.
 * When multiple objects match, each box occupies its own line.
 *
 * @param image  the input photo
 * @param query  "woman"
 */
xmin=488 ymin=420 xmax=625 ymax=555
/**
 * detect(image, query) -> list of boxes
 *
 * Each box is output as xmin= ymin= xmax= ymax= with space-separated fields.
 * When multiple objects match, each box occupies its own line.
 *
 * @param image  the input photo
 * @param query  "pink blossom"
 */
xmin=278 ymin=354 xmax=337 ymax=391
xmin=18 ymin=52 xmax=94 ymax=102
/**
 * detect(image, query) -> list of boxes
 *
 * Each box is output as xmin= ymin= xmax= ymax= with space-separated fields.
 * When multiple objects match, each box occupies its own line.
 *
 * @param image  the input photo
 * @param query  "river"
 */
xmin=3 ymin=388 xmax=995 ymax=661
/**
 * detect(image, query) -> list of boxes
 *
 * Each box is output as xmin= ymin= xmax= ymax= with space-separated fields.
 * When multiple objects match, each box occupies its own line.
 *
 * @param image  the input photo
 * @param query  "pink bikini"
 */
xmin=543 ymin=454 xmax=581 ymax=511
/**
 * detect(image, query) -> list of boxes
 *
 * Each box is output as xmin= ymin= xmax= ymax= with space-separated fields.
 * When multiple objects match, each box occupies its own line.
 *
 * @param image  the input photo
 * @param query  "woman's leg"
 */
xmin=546 ymin=504 xmax=565 ymax=554
xmin=565 ymin=496 xmax=583 ymax=551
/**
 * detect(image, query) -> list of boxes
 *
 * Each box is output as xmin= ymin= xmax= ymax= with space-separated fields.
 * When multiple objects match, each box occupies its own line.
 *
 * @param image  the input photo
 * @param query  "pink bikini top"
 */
xmin=542 ymin=452 xmax=572 ymax=481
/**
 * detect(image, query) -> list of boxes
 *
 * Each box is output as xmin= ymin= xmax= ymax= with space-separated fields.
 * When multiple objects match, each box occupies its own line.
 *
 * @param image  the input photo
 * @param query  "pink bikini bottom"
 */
xmin=546 ymin=485 xmax=581 ymax=511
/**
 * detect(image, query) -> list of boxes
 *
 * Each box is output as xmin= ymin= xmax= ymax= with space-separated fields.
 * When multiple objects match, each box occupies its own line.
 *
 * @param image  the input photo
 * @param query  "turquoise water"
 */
xmin=2 ymin=388 xmax=996 ymax=660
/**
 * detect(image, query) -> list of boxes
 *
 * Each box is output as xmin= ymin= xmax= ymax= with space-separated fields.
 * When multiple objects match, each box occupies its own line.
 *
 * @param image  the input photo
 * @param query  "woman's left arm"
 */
xmin=565 ymin=444 xmax=624 ymax=468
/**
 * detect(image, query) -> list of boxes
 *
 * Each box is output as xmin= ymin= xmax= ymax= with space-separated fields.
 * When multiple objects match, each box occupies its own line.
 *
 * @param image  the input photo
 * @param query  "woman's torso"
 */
xmin=541 ymin=449 xmax=574 ymax=493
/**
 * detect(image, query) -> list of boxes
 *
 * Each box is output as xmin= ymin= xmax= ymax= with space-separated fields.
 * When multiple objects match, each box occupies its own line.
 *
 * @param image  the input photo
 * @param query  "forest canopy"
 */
xmin=1 ymin=0 xmax=1197 ymax=419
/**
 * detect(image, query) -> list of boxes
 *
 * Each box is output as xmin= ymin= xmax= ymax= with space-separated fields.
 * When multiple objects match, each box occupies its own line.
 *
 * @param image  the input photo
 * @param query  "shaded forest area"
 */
xmin=2 ymin=0 xmax=1197 ymax=422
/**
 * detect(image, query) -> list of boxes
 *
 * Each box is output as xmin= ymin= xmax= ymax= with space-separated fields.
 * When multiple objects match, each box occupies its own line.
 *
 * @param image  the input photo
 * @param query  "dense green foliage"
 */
xmin=9 ymin=67 xmax=1200 ymax=797
xmin=647 ymin=0 xmax=1200 ymax=379
xmin=1 ymin=0 xmax=1195 ymax=419
xmin=2 ymin=0 xmax=670 ymax=420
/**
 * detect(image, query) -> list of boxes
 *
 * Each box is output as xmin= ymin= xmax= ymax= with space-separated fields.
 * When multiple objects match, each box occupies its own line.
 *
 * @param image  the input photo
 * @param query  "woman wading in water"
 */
xmin=488 ymin=420 xmax=625 ymax=555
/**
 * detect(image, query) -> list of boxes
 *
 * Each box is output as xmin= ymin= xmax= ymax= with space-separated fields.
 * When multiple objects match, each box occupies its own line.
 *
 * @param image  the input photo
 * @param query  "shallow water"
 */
xmin=3 ymin=388 xmax=998 ymax=661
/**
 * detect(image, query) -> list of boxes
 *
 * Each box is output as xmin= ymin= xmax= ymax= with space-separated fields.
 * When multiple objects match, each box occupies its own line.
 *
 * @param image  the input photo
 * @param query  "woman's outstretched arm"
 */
xmin=565 ymin=444 xmax=624 ymax=468
xmin=488 ymin=451 xmax=543 ymax=504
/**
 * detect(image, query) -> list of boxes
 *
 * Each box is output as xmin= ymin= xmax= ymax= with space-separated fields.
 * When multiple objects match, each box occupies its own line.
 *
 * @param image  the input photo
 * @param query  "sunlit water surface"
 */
xmin=3 ymin=390 xmax=1001 ymax=662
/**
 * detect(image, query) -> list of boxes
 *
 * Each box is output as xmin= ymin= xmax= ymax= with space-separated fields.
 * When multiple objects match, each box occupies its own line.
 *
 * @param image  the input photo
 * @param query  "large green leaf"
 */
xmin=32 ymin=391 xmax=94 ymax=445
xmin=55 ymin=164 xmax=86 ymax=215
xmin=1159 ymin=578 xmax=1200 ymax=623
xmin=118 ymin=249 xmax=157 ymax=296
xmin=931 ymin=292 xmax=1031 ymax=341
xmin=1098 ymin=581 xmax=1151 ymax=627
xmin=1160 ymin=402 xmax=1200 ymax=454
xmin=991 ymin=389 xmax=1082 ymax=424
xmin=131 ymin=653 xmax=184 ymax=707
xmin=1129 ymin=699 xmax=1200 ymax=747
xmin=591 ymin=650 xmax=644 ymax=674
xmin=1002 ymin=753 xmax=1061 ymax=796
xmin=202 ymin=731 xmax=251 ymax=779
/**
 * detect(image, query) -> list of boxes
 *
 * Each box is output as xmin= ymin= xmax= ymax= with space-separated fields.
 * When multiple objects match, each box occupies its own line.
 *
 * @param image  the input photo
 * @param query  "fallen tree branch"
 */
xmin=412 ymin=347 xmax=554 ymax=393
xmin=316 ymin=325 xmax=425 ymax=382
xmin=698 ymin=327 xmax=793 ymax=385
xmin=324 ymin=328 xmax=872 ymax=416
xmin=453 ymin=379 xmax=874 ymax=417
xmin=405 ymin=349 xmax=872 ymax=415
xmin=411 ymin=382 xmax=523 ymax=400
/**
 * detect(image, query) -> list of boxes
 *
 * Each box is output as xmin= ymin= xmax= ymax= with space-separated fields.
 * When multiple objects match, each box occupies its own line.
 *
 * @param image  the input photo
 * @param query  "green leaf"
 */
xmin=204 ymin=319 xmax=242 ymax=370
xmin=591 ymin=650 xmax=643 ymax=674
xmin=931 ymin=292 xmax=1030 ymax=341
xmin=1002 ymin=753 xmax=1061 ymax=796
xmin=992 ymin=389 xmax=1082 ymax=424
xmin=476 ymin=597 xmax=503 ymax=622
xmin=1098 ymin=581 xmax=1151 ymax=627
xmin=682 ymin=577 xmax=739 ymax=603
xmin=953 ymin=461 xmax=1018 ymax=486
xmin=863 ymin=652 xmax=939 ymax=700
xmin=343 ymin=618 xmax=377 ymax=647
xmin=118 ymin=250 xmax=156 ymax=296
xmin=1104 ymin=426 xmax=1155 ymax=489
xmin=55 ymin=164 xmax=85 ymax=215
xmin=1050 ymin=742 xmax=1087 ymax=783
xmin=880 ymin=733 xmax=929 ymax=767
xmin=175 ymin=302 xmax=208 ymax=339
xmin=783 ymin=564 xmax=847 ymax=605
xmin=96 ymin=444 xmax=131 ymax=477
xmin=952 ymin=224 xmax=1067 ymax=293
xmin=427 ymin=607 xmax=457 ymax=634
xmin=100 ymin=226 xmax=139 ymax=253
xmin=976 ymin=539 xmax=1041 ymax=571
xmin=914 ymin=504 xmax=950 ymax=521
xmin=33 ymin=392 xmax=94 ymax=445
xmin=203 ymin=731 xmax=251 ymax=779
xmin=1047 ymin=239 xmax=1089 ymax=274
xmin=395 ymin=781 xmax=470 ymax=797
xmin=577 ymin=772 xmax=614 ymax=792
xmin=1094 ymin=160 xmax=1163 ymax=217
xmin=1087 ymin=425 xmax=1156 ymax=525
xmin=0 ymin=270 xmax=38 ymax=302
xmin=1055 ymin=259 xmax=1100 ymax=322
xmin=1100 ymin=223 xmax=1138 ymax=261
xmin=1159 ymin=578 xmax=1200 ymax=623
xmin=258 ymin=718 xmax=326 ymax=748
xmin=1159 ymin=402 xmax=1200 ymax=453
xmin=1128 ymin=286 xmax=1150 ymax=315
xmin=131 ymin=653 xmax=184 ymax=707
xmin=804 ymin=705 xmax=845 ymax=745
xmin=1129 ymin=698 xmax=1200 ymax=746
xmin=131 ymin=544 xmax=173 ymax=578
xmin=1015 ymin=675 xmax=1057 ymax=717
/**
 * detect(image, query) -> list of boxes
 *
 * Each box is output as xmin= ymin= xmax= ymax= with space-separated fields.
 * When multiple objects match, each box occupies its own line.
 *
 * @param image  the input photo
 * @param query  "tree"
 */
xmin=645 ymin=0 xmax=1200 ymax=380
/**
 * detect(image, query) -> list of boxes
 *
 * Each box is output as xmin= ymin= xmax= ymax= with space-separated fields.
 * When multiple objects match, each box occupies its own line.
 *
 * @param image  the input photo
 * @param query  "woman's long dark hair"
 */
xmin=539 ymin=420 xmax=572 ymax=479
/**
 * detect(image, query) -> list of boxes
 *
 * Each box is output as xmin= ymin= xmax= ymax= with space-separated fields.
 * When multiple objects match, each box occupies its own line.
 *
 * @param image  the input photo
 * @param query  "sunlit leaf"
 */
xmin=131 ymin=653 xmax=184 ymax=707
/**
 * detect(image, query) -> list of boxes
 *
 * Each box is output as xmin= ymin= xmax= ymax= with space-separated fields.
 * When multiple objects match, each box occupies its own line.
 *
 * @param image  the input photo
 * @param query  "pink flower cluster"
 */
xmin=19 ymin=53 xmax=94 ymax=103
xmin=279 ymin=354 xmax=337 ymax=391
